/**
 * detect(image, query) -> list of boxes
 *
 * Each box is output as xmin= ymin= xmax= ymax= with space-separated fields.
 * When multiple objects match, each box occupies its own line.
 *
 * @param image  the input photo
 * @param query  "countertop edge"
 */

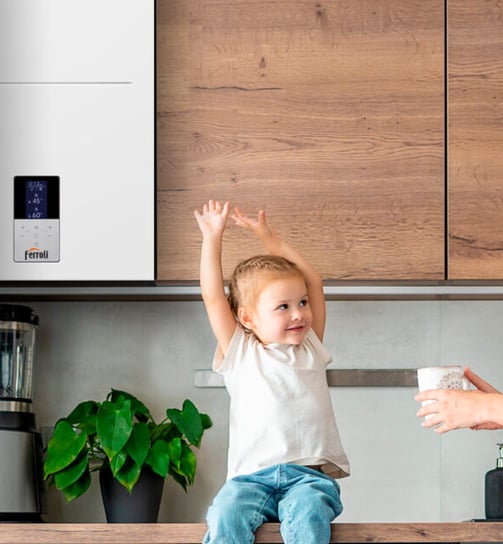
xmin=0 ymin=522 xmax=502 ymax=543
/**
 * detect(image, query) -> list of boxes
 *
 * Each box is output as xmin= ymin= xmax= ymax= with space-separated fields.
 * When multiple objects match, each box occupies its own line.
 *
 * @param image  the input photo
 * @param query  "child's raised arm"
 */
xmin=232 ymin=206 xmax=326 ymax=341
xmin=194 ymin=200 xmax=236 ymax=358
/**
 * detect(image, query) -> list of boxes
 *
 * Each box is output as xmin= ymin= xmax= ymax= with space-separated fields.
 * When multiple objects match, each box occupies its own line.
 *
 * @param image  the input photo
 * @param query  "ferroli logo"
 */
xmin=24 ymin=247 xmax=49 ymax=260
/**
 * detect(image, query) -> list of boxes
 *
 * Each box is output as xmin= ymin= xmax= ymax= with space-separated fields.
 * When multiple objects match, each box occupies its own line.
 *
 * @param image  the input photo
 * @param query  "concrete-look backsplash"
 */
xmin=19 ymin=300 xmax=503 ymax=522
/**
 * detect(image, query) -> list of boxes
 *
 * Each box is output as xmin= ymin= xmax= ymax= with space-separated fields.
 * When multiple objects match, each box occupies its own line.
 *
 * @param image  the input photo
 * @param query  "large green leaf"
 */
xmin=166 ymin=437 xmax=182 ymax=468
xmin=53 ymin=449 xmax=89 ymax=490
xmin=61 ymin=469 xmax=92 ymax=502
xmin=200 ymin=413 xmax=213 ymax=430
xmin=96 ymin=398 xmax=133 ymax=460
xmin=179 ymin=443 xmax=197 ymax=485
xmin=150 ymin=421 xmax=174 ymax=442
xmin=125 ymin=422 xmax=150 ymax=467
xmin=145 ymin=440 xmax=170 ymax=478
xmin=109 ymin=389 xmax=152 ymax=423
xmin=169 ymin=469 xmax=188 ymax=492
xmin=115 ymin=457 xmax=142 ymax=494
xmin=167 ymin=444 xmax=197 ymax=491
xmin=110 ymin=450 xmax=127 ymax=477
xmin=66 ymin=401 xmax=98 ymax=434
xmin=167 ymin=400 xmax=203 ymax=447
xmin=44 ymin=420 xmax=88 ymax=477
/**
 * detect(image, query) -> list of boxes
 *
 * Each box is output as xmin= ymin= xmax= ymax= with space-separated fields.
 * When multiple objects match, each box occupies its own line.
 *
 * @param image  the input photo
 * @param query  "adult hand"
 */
xmin=416 ymin=389 xmax=496 ymax=433
xmin=416 ymin=367 xmax=502 ymax=433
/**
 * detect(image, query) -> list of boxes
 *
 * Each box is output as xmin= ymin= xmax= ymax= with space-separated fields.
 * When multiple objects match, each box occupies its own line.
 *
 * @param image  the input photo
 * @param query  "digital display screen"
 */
xmin=14 ymin=176 xmax=60 ymax=220
xmin=25 ymin=180 xmax=48 ymax=219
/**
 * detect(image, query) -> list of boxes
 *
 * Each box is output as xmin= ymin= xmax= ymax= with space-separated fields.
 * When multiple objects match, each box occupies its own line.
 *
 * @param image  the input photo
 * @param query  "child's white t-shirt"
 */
xmin=213 ymin=326 xmax=350 ymax=481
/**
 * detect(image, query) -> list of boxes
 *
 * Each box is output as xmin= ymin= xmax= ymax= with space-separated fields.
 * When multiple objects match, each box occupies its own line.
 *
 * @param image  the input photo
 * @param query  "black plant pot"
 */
xmin=99 ymin=466 xmax=165 ymax=523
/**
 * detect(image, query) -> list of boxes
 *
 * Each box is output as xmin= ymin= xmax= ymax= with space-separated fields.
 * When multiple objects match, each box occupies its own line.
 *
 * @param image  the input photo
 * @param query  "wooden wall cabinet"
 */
xmin=156 ymin=0 xmax=445 ymax=282
xmin=448 ymin=1 xmax=503 ymax=280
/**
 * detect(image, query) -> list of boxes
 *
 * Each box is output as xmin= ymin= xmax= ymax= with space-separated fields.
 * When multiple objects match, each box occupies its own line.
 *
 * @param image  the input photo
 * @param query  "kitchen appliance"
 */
xmin=0 ymin=0 xmax=155 ymax=281
xmin=0 ymin=304 xmax=44 ymax=521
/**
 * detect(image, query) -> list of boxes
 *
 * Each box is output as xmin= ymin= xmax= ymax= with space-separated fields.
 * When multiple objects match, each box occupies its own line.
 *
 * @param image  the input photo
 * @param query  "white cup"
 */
xmin=417 ymin=365 xmax=470 ymax=417
xmin=417 ymin=365 xmax=470 ymax=392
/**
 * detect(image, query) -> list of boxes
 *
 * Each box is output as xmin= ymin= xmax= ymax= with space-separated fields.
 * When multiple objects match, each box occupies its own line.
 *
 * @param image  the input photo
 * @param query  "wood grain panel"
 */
xmin=157 ymin=0 xmax=444 ymax=281
xmin=2 ymin=523 xmax=503 ymax=544
xmin=448 ymin=1 xmax=503 ymax=279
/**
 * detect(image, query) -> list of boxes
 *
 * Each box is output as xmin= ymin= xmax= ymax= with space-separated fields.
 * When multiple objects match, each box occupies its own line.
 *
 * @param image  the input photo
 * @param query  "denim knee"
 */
xmin=204 ymin=476 xmax=276 ymax=544
xmin=278 ymin=467 xmax=343 ymax=544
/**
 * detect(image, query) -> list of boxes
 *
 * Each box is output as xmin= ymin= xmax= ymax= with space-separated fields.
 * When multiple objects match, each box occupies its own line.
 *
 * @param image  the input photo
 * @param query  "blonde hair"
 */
xmin=227 ymin=255 xmax=304 ymax=324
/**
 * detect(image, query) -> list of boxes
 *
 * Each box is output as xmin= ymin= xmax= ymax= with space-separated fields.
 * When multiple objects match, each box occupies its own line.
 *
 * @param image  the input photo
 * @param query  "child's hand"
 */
xmin=194 ymin=200 xmax=231 ymax=238
xmin=232 ymin=207 xmax=278 ymax=246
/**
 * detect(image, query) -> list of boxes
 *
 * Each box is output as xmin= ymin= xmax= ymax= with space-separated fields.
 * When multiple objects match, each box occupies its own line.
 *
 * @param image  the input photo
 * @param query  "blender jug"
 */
xmin=0 ymin=304 xmax=37 ymax=406
xmin=0 ymin=304 xmax=37 ymax=405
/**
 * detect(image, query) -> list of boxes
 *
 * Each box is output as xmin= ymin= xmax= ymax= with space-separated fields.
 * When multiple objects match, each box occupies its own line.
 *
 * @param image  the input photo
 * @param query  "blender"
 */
xmin=0 ymin=304 xmax=45 ymax=521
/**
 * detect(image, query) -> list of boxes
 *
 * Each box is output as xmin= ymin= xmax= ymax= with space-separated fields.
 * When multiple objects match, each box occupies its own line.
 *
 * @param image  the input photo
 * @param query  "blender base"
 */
xmin=0 ymin=413 xmax=46 ymax=521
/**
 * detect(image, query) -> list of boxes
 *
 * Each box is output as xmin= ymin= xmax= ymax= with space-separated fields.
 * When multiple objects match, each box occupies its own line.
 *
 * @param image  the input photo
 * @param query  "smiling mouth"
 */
xmin=286 ymin=325 xmax=305 ymax=332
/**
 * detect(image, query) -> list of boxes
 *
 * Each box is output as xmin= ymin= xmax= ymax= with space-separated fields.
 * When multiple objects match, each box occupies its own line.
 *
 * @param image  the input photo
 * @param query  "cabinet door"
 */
xmin=448 ymin=1 xmax=503 ymax=279
xmin=157 ymin=0 xmax=444 ymax=281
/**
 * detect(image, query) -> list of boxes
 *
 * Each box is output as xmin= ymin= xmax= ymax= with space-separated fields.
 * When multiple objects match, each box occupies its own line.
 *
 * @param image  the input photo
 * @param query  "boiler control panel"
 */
xmin=14 ymin=176 xmax=60 ymax=263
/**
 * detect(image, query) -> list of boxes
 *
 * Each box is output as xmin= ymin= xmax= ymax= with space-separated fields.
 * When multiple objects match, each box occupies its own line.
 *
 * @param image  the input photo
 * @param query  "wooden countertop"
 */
xmin=0 ymin=522 xmax=502 ymax=544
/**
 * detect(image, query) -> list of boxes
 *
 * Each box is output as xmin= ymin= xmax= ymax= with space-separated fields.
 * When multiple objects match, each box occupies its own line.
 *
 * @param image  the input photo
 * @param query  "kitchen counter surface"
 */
xmin=0 ymin=522 xmax=502 ymax=543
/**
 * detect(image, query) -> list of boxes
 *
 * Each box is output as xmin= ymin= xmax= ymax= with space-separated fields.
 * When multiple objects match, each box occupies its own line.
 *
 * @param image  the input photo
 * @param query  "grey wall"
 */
xmin=18 ymin=300 xmax=503 ymax=522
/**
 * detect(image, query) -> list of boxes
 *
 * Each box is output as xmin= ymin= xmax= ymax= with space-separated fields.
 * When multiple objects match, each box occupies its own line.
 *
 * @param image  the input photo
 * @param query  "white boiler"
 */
xmin=0 ymin=0 xmax=155 ymax=281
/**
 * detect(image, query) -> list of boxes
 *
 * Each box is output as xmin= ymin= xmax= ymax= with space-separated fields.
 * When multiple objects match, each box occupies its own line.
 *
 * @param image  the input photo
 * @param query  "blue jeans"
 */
xmin=203 ymin=464 xmax=343 ymax=544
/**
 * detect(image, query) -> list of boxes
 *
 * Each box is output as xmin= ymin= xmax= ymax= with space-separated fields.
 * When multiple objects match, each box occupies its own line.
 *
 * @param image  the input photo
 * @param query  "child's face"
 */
xmin=246 ymin=275 xmax=313 ymax=345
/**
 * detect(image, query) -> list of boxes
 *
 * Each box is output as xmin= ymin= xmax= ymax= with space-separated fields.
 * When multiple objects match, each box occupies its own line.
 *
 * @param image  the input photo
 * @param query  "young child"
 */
xmin=194 ymin=199 xmax=350 ymax=544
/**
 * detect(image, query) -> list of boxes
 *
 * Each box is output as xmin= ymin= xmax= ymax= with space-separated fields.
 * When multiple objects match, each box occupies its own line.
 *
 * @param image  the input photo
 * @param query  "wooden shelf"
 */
xmin=0 ymin=522 xmax=502 ymax=544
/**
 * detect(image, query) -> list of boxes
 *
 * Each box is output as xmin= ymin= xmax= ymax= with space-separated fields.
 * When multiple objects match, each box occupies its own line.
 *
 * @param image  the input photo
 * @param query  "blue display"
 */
xmin=25 ymin=180 xmax=48 ymax=219
xmin=14 ymin=176 xmax=60 ymax=220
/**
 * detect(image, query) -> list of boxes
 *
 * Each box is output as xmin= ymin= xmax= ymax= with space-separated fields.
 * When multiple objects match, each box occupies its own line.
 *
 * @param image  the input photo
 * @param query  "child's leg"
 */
xmin=277 ymin=465 xmax=343 ymax=544
xmin=203 ymin=471 xmax=278 ymax=544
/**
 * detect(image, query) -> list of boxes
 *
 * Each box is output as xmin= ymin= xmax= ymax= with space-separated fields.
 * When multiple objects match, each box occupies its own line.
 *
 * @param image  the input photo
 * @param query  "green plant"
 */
xmin=43 ymin=389 xmax=212 ymax=502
